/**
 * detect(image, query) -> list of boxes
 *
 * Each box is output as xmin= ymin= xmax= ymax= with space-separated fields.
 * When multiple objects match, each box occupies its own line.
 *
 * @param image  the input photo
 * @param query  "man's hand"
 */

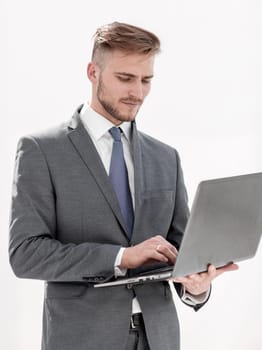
xmin=121 ymin=235 xmax=178 ymax=269
xmin=173 ymin=263 xmax=239 ymax=296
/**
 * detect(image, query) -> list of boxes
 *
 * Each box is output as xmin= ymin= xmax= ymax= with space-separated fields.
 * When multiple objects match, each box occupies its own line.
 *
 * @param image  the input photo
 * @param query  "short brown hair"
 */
xmin=92 ymin=22 xmax=161 ymax=61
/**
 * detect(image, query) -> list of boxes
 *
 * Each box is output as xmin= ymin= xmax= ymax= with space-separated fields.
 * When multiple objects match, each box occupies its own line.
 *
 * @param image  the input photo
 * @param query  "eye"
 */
xmin=117 ymin=76 xmax=132 ymax=82
xmin=142 ymin=79 xmax=151 ymax=85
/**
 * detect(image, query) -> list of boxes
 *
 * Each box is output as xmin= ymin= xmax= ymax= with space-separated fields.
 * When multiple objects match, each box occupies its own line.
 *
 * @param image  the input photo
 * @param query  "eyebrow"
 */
xmin=114 ymin=72 xmax=154 ymax=79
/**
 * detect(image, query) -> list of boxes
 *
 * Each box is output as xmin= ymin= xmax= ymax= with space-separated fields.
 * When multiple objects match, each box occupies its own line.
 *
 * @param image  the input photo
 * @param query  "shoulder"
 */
xmin=17 ymin=119 xmax=72 ymax=152
xmin=14 ymin=123 xmax=75 ymax=169
xmin=29 ymin=120 xmax=69 ymax=141
xmin=17 ymin=104 xmax=84 ymax=147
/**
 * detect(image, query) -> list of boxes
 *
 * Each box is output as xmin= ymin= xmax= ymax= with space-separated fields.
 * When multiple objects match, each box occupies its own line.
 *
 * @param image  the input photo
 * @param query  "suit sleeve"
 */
xmin=167 ymin=149 xmax=189 ymax=251
xmin=9 ymin=136 xmax=120 ymax=283
xmin=167 ymin=150 xmax=211 ymax=311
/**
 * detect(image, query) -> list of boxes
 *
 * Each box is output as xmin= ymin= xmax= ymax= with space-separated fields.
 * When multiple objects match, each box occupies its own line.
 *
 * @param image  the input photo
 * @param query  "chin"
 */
xmin=125 ymin=110 xmax=139 ymax=121
xmin=115 ymin=113 xmax=134 ymax=123
xmin=125 ymin=115 xmax=136 ymax=122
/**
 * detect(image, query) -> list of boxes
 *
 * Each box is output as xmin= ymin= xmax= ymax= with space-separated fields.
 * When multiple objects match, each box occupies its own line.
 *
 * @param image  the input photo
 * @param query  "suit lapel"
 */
xmin=130 ymin=122 xmax=144 ymax=210
xmin=130 ymin=122 xmax=146 ymax=243
xmin=67 ymin=107 xmax=129 ymax=238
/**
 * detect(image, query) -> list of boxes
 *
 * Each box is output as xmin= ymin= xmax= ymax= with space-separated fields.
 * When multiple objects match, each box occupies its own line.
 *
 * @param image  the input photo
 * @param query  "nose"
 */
xmin=128 ymin=81 xmax=144 ymax=101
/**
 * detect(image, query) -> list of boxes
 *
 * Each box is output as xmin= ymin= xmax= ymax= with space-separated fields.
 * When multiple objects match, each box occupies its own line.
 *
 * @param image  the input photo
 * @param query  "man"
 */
xmin=9 ymin=22 xmax=237 ymax=350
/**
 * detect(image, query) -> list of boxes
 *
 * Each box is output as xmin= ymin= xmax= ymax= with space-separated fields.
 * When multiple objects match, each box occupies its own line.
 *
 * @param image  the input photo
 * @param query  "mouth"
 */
xmin=121 ymin=100 xmax=142 ymax=107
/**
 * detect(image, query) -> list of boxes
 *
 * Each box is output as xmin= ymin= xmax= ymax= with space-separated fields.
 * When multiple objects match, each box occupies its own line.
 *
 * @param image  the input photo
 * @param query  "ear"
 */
xmin=87 ymin=62 xmax=99 ymax=83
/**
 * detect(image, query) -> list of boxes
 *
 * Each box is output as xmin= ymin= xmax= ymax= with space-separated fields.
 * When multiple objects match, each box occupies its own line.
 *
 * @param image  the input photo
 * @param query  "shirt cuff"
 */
xmin=114 ymin=247 xmax=127 ymax=277
xmin=181 ymin=285 xmax=210 ymax=306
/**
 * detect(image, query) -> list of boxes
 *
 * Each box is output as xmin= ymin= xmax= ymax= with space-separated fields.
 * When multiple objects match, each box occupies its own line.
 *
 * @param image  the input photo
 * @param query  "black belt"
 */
xmin=130 ymin=313 xmax=144 ymax=329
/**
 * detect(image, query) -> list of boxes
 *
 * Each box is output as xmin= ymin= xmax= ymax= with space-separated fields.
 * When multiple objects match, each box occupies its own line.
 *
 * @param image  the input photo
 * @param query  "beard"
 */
xmin=97 ymin=76 xmax=143 ymax=123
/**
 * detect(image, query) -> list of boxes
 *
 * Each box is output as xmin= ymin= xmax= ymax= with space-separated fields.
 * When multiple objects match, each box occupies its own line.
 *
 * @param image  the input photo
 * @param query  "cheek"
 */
xmin=103 ymin=82 xmax=121 ymax=100
xmin=114 ymin=84 xmax=129 ymax=99
xmin=143 ymin=85 xmax=151 ymax=98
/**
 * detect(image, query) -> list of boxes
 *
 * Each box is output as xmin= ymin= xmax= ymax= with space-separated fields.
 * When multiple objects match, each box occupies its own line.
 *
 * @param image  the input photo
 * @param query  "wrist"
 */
xmin=114 ymin=248 xmax=127 ymax=277
xmin=120 ymin=247 xmax=131 ymax=269
xmin=182 ymin=285 xmax=211 ymax=305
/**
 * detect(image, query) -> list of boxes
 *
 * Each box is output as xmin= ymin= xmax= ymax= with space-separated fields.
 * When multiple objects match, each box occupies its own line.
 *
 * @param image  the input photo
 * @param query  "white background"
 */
xmin=3 ymin=0 xmax=262 ymax=349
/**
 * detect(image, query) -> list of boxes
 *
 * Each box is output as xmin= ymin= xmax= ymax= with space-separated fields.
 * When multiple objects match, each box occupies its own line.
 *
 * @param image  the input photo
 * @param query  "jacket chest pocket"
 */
xmin=136 ymin=190 xmax=175 ymax=235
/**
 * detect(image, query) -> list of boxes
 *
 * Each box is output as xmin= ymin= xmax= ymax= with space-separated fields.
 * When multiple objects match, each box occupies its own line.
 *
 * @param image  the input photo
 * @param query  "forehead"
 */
xmin=103 ymin=50 xmax=155 ymax=76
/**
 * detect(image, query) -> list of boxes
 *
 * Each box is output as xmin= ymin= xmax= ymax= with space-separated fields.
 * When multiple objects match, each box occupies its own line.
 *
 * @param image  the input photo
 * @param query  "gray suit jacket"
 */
xmin=9 ymin=106 xmax=205 ymax=350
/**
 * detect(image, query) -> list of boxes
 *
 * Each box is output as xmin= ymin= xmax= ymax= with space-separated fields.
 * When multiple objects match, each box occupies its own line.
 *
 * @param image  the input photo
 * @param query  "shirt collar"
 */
xmin=80 ymin=102 xmax=132 ymax=142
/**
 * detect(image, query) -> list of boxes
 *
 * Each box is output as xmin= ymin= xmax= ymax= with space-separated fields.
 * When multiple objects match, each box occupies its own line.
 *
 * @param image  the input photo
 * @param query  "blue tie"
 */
xmin=109 ymin=127 xmax=134 ymax=238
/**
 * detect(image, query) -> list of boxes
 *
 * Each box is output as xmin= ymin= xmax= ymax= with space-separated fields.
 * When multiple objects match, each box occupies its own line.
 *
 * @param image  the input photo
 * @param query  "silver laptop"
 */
xmin=94 ymin=172 xmax=262 ymax=288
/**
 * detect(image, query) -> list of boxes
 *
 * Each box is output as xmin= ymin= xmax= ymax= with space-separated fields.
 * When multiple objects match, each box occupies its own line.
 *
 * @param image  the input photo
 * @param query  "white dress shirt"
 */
xmin=80 ymin=103 xmax=209 ymax=311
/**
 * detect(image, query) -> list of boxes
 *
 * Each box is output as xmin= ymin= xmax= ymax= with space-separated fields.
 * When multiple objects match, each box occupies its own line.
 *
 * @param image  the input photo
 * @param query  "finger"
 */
xmin=215 ymin=263 xmax=239 ymax=277
xmin=149 ymin=249 xmax=169 ymax=263
xmin=177 ymin=269 xmax=206 ymax=282
xmin=174 ymin=276 xmax=190 ymax=284
xmin=156 ymin=243 xmax=177 ymax=257
xmin=156 ymin=244 xmax=177 ymax=264
xmin=174 ymin=270 xmax=205 ymax=283
xmin=207 ymin=264 xmax=217 ymax=279
xmin=153 ymin=236 xmax=178 ymax=255
xmin=188 ymin=273 xmax=202 ymax=281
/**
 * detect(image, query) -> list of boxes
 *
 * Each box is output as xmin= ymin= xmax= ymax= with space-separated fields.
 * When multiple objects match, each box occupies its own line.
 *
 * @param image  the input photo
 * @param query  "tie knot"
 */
xmin=109 ymin=127 xmax=122 ymax=142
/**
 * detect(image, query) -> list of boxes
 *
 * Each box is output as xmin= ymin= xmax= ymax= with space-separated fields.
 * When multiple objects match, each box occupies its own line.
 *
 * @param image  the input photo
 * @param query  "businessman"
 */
xmin=9 ymin=22 xmax=237 ymax=350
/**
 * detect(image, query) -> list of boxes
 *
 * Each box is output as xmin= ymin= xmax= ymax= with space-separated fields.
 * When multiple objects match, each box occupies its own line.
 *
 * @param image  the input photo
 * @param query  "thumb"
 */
xmin=207 ymin=264 xmax=217 ymax=280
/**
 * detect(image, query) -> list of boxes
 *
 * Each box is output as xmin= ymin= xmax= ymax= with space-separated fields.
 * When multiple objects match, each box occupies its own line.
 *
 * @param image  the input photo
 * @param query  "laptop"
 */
xmin=94 ymin=172 xmax=262 ymax=288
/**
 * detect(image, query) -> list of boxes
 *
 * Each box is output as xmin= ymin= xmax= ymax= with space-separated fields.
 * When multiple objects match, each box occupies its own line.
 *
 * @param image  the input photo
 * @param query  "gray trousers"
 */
xmin=125 ymin=317 xmax=150 ymax=350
